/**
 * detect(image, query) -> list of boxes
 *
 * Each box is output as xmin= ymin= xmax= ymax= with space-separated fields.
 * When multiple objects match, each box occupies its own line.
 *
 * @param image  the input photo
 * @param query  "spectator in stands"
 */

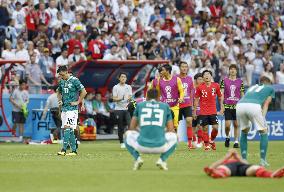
xmin=276 ymin=63 xmax=284 ymax=84
xmin=26 ymin=54 xmax=51 ymax=94
xmin=5 ymin=19 xmax=18 ymax=49
xmin=103 ymin=44 xmax=121 ymax=60
xmin=68 ymin=44 xmax=87 ymax=66
xmin=9 ymin=79 xmax=29 ymax=142
xmin=56 ymin=48 xmax=68 ymax=68
xmin=39 ymin=48 xmax=55 ymax=85
xmin=261 ymin=63 xmax=275 ymax=84
xmin=93 ymin=92 xmax=113 ymax=134
xmin=15 ymin=38 xmax=30 ymax=80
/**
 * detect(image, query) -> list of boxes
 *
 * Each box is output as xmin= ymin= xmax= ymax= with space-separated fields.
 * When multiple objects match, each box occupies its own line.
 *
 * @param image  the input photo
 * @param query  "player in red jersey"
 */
xmin=178 ymin=62 xmax=195 ymax=149
xmin=192 ymin=73 xmax=204 ymax=148
xmin=204 ymin=149 xmax=284 ymax=179
xmin=193 ymin=70 xmax=223 ymax=151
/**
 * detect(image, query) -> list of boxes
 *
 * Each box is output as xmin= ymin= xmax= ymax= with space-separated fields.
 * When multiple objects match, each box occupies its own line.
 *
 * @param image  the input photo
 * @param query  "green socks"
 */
xmin=63 ymin=128 xmax=77 ymax=152
xmin=240 ymin=132 xmax=248 ymax=160
xmin=260 ymin=133 xmax=268 ymax=161
xmin=160 ymin=144 xmax=177 ymax=162
xmin=125 ymin=142 xmax=140 ymax=160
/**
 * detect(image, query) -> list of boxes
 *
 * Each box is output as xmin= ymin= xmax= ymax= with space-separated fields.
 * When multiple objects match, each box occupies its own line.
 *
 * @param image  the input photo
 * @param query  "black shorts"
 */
xmin=224 ymin=108 xmax=237 ymax=121
xmin=192 ymin=116 xmax=200 ymax=127
xmin=199 ymin=115 xmax=218 ymax=126
xmin=224 ymin=162 xmax=252 ymax=176
xmin=12 ymin=111 xmax=26 ymax=124
xmin=178 ymin=106 xmax=192 ymax=121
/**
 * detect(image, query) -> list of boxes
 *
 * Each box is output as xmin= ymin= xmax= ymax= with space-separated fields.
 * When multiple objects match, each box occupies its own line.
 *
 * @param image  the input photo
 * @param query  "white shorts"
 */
xmin=125 ymin=130 xmax=177 ymax=154
xmin=236 ymin=103 xmax=267 ymax=131
xmin=61 ymin=111 xmax=78 ymax=129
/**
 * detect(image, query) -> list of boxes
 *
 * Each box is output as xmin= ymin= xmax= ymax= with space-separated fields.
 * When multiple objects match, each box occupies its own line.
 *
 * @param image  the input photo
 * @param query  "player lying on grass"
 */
xmin=124 ymin=88 xmax=177 ymax=171
xmin=204 ymin=149 xmax=284 ymax=178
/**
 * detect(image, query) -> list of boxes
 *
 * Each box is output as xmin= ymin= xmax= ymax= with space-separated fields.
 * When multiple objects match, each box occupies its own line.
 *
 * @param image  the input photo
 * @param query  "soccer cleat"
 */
xmin=225 ymin=138 xmax=230 ymax=148
xmin=260 ymin=159 xmax=270 ymax=167
xmin=204 ymin=145 xmax=211 ymax=151
xmin=133 ymin=157 xmax=144 ymax=171
xmin=120 ymin=143 xmax=126 ymax=149
xmin=156 ymin=158 xmax=168 ymax=171
xmin=196 ymin=143 xmax=203 ymax=148
xmin=57 ymin=150 xmax=66 ymax=156
xmin=233 ymin=142 xmax=239 ymax=148
xmin=66 ymin=151 xmax=78 ymax=156
xmin=271 ymin=167 xmax=284 ymax=178
xmin=210 ymin=141 xmax=216 ymax=150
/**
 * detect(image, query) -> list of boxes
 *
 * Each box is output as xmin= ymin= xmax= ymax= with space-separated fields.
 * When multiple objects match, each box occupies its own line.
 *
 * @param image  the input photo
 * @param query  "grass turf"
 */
xmin=0 ymin=141 xmax=283 ymax=192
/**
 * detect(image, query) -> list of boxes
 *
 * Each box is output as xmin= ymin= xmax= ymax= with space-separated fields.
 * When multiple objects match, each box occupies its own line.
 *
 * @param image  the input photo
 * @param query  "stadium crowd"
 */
xmin=1 ymin=0 xmax=284 ymax=93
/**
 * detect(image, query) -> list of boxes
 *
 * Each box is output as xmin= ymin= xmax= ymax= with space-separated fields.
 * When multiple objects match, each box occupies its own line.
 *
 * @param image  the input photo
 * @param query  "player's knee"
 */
xmin=242 ymin=128 xmax=249 ymax=134
xmin=259 ymin=129 xmax=267 ymax=134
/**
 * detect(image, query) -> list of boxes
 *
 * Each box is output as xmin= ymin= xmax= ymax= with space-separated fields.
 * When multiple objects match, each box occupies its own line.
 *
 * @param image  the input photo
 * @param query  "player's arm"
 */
xmin=220 ymin=80 xmax=225 ymax=113
xmin=128 ymin=105 xmax=139 ymax=131
xmin=177 ymin=77 xmax=184 ymax=103
xmin=240 ymin=82 xmax=245 ymax=97
xmin=217 ymin=84 xmax=224 ymax=115
xmin=262 ymin=96 xmax=272 ymax=117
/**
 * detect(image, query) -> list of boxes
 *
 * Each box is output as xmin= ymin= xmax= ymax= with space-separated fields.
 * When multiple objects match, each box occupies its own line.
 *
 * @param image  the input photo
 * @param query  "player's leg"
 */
xmin=124 ymin=130 xmax=143 ymax=170
xmin=158 ymin=132 xmax=177 ymax=170
xmin=115 ymin=110 xmax=125 ymax=147
xmin=209 ymin=115 xmax=219 ymax=150
xmin=183 ymin=107 xmax=194 ymax=149
xmin=171 ymin=106 xmax=180 ymax=130
xmin=200 ymin=116 xmax=210 ymax=151
xmin=251 ymin=165 xmax=284 ymax=178
xmin=232 ymin=108 xmax=239 ymax=148
xmin=237 ymin=104 xmax=250 ymax=160
xmin=224 ymin=109 xmax=232 ymax=147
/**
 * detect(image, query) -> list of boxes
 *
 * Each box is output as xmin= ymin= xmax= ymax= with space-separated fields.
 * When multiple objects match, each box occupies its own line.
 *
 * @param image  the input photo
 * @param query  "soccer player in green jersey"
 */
xmin=236 ymin=76 xmax=275 ymax=166
xmin=124 ymin=89 xmax=177 ymax=171
xmin=57 ymin=66 xmax=87 ymax=156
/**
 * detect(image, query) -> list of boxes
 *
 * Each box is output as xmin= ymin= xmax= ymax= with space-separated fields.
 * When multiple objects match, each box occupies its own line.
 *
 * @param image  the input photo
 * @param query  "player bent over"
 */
xmin=204 ymin=149 xmax=284 ymax=179
xmin=124 ymin=89 xmax=177 ymax=171
xmin=57 ymin=66 xmax=87 ymax=156
xmin=237 ymin=76 xmax=275 ymax=166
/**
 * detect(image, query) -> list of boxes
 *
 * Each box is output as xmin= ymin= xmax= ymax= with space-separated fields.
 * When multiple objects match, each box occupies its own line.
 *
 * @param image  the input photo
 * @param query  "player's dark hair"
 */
xmin=162 ymin=64 xmax=172 ymax=74
xmin=229 ymin=64 xmax=238 ymax=70
xmin=52 ymin=85 xmax=58 ymax=92
xmin=260 ymin=76 xmax=272 ymax=84
xmin=147 ymin=89 xmax=159 ymax=100
xmin=194 ymin=73 xmax=203 ymax=80
xmin=202 ymin=70 xmax=212 ymax=77
xmin=19 ymin=79 xmax=26 ymax=85
xmin=57 ymin=65 xmax=68 ymax=73
xmin=179 ymin=61 xmax=188 ymax=67
xmin=118 ymin=72 xmax=127 ymax=78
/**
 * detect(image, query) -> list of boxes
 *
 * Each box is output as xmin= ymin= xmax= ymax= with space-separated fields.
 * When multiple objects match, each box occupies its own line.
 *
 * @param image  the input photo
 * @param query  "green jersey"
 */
xmin=58 ymin=75 xmax=84 ymax=112
xmin=133 ymin=100 xmax=173 ymax=147
xmin=238 ymin=84 xmax=275 ymax=105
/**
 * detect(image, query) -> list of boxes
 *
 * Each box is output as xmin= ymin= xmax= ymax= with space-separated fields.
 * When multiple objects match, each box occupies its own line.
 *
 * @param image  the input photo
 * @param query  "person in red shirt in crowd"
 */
xmin=161 ymin=17 xmax=176 ymax=37
xmin=66 ymin=30 xmax=84 ymax=56
xmin=88 ymin=33 xmax=107 ymax=59
xmin=25 ymin=3 xmax=38 ymax=41
xmin=193 ymin=70 xmax=224 ymax=151
xmin=37 ymin=2 xmax=50 ymax=26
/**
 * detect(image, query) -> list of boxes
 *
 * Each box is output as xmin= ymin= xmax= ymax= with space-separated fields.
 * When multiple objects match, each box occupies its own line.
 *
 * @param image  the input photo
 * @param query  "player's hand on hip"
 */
xmin=192 ymin=111 xmax=197 ymax=120
xmin=80 ymin=105 xmax=85 ymax=112
xmin=58 ymin=100 xmax=63 ymax=106
xmin=70 ymin=101 xmax=79 ymax=106
xmin=178 ymin=98 xmax=184 ymax=103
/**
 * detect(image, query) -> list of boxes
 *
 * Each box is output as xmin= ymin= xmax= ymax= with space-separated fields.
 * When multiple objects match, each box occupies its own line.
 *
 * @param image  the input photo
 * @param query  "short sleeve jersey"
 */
xmin=134 ymin=100 xmax=172 ymax=148
xmin=58 ymin=76 xmax=84 ymax=112
xmin=195 ymin=82 xmax=222 ymax=115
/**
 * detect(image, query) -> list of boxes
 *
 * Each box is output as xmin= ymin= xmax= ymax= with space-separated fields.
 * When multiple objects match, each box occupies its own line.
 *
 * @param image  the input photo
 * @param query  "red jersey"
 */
xmin=67 ymin=39 xmax=84 ymax=56
xmin=195 ymin=82 xmax=222 ymax=115
xmin=88 ymin=40 xmax=107 ymax=59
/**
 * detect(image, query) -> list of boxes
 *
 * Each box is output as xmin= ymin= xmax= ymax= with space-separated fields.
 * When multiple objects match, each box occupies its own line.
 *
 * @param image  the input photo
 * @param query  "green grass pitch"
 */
xmin=0 ymin=141 xmax=283 ymax=192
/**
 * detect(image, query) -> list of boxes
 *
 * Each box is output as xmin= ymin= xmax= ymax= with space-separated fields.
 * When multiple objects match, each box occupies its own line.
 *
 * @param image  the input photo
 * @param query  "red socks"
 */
xmin=203 ymin=131 xmax=209 ymax=145
xmin=256 ymin=167 xmax=272 ymax=178
xmin=187 ymin=127 xmax=193 ymax=145
xmin=197 ymin=129 xmax=203 ymax=143
xmin=211 ymin=129 xmax=218 ymax=141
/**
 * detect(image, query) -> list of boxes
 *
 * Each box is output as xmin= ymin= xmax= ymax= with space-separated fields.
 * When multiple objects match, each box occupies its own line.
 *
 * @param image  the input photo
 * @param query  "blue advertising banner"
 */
xmin=177 ymin=112 xmax=284 ymax=142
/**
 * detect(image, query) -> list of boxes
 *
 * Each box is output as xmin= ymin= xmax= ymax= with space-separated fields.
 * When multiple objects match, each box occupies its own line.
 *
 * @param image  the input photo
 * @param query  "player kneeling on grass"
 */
xmin=204 ymin=149 xmax=284 ymax=179
xmin=124 ymin=88 xmax=177 ymax=171
xmin=57 ymin=66 xmax=87 ymax=156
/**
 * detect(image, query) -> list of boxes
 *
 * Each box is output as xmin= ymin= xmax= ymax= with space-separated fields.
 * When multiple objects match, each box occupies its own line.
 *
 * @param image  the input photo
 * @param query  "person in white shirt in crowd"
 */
xmin=68 ymin=44 xmax=87 ymax=66
xmin=11 ymin=2 xmax=25 ymax=34
xmin=61 ymin=2 xmax=75 ymax=25
xmin=103 ymin=44 xmax=121 ymax=60
xmin=252 ymin=50 xmax=265 ymax=85
xmin=1 ymin=40 xmax=16 ymax=76
xmin=15 ymin=38 xmax=30 ymax=80
xmin=276 ymin=63 xmax=284 ymax=84
xmin=70 ymin=12 xmax=87 ymax=33
xmin=26 ymin=54 xmax=51 ymax=94
xmin=56 ymin=48 xmax=68 ymax=68
xmin=46 ymin=0 xmax=58 ymax=29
